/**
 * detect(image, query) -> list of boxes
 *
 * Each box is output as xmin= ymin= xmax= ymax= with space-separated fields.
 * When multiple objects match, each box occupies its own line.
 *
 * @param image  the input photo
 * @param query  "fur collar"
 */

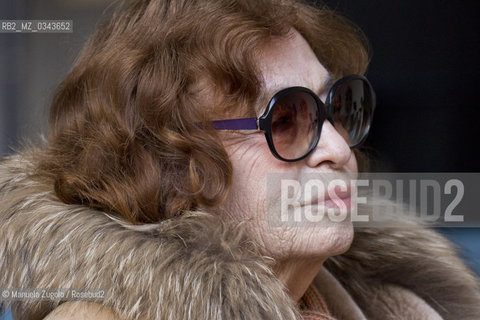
xmin=1 ymin=152 xmax=479 ymax=319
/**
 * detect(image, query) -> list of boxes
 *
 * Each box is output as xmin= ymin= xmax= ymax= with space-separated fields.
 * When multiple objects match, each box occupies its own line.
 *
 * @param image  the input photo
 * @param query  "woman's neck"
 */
xmin=274 ymin=257 xmax=325 ymax=302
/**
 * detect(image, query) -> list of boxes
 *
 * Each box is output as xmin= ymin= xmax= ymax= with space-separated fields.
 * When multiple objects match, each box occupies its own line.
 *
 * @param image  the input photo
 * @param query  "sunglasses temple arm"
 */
xmin=212 ymin=118 xmax=258 ymax=130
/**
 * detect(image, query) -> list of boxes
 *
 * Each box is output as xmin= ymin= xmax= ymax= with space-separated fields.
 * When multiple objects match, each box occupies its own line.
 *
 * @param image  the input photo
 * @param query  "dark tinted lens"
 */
xmin=330 ymin=78 xmax=374 ymax=147
xmin=271 ymin=91 xmax=319 ymax=160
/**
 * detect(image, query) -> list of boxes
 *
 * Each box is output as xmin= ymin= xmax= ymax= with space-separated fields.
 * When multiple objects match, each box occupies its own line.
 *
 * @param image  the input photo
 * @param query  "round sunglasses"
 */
xmin=212 ymin=74 xmax=376 ymax=162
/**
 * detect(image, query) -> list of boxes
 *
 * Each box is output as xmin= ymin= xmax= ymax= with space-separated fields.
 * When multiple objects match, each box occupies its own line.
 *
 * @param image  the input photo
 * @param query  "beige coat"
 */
xmin=1 ymin=151 xmax=479 ymax=319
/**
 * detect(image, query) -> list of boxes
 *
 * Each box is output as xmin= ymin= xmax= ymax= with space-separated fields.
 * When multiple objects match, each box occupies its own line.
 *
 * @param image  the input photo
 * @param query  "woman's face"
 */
xmin=218 ymin=29 xmax=358 ymax=262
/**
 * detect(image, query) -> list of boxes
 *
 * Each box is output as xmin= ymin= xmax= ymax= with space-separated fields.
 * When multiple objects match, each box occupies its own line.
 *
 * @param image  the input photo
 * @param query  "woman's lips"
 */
xmin=323 ymin=196 xmax=351 ymax=210
xmin=302 ymin=185 xmax=352 ymax=210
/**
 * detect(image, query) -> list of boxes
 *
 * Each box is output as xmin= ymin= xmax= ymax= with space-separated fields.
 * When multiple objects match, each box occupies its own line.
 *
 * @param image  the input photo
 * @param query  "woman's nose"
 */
xmin=305 ymin=120 xmax=353 ymax=169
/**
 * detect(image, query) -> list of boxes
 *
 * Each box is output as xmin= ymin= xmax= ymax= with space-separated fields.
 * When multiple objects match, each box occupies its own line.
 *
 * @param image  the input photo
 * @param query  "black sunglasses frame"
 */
xmin=257 ymin=74 xmax=375 ymax=162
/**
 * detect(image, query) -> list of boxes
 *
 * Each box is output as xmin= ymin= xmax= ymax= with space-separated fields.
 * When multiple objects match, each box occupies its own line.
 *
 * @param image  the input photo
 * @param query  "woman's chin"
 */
xmin=295 ymin=221 xmax=354 ymax=259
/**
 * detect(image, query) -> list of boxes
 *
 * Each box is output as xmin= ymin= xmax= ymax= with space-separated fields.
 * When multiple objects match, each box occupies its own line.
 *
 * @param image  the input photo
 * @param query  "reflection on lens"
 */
xmin=331 ymin=78 xmax=373 ymax=147
xmin=272 ymin=91 xmax=319 ymax=160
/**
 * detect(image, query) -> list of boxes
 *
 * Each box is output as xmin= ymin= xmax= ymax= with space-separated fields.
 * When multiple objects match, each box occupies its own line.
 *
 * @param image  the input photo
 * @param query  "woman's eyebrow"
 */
xmin=255 ymin=73 xmax=335 ymax=115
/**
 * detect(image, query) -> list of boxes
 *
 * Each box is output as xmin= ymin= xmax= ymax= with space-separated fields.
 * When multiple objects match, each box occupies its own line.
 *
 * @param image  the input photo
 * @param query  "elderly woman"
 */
xmin=1 ymin=0 xmax=479 ymax=319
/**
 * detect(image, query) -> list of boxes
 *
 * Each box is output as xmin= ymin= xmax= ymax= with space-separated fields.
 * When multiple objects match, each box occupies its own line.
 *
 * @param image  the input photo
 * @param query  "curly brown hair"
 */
xmin=35 ymin=0 xmax=371 ymax=224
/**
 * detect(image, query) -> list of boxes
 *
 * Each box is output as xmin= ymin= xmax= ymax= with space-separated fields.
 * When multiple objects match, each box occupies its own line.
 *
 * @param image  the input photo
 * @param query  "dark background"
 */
xmin=0 ymin=4 xmax=478 ymax=319
xmin=323 ymin=0 xmax=480 ymax=172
